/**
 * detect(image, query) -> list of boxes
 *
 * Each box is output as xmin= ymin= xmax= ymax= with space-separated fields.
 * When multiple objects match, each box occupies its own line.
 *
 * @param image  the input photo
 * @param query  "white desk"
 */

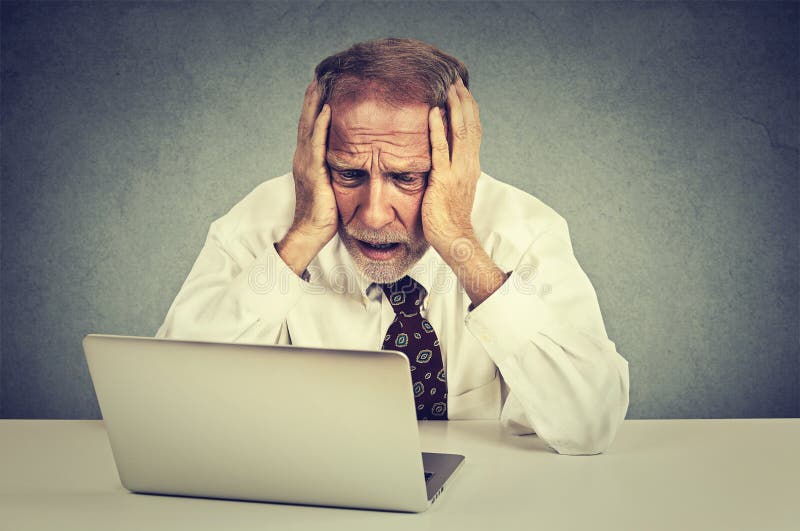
xmin=1 ymin=419 xmax=798 ymax=531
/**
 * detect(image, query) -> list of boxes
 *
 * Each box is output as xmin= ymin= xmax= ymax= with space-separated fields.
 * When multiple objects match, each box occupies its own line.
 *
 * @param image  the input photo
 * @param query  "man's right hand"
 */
xmin=277 ymin=80 xmax=338 ymax=277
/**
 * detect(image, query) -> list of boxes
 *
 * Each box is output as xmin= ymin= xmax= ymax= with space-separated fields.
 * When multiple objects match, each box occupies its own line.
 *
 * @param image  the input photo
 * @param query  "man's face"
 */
xmin=326 ymin=97 xmax=432 ymax=284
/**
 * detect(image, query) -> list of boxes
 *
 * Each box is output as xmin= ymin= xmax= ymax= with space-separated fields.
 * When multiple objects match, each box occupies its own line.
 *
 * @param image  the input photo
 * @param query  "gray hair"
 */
xmin=314 ymin=38 xmax=469 ymax=109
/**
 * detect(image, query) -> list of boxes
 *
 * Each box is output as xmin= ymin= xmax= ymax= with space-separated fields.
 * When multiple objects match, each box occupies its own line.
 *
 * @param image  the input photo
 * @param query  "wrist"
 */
xmin=436 ymin=233 xmax=507 ymax=308
xmin=431 ymin=226 xmax=476 ymax=261
xmin=276 ymin=226 xmax=327 ymax=278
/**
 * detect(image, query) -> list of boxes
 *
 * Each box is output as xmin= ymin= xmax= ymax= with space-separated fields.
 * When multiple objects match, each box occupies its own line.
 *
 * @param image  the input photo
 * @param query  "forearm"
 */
xmin=462 ymin=224 xmax=630 ymax=454
xmin=466 ymin=279 xmax=629 ymax=454
xmin=275 ymin=227 xmax=326 ymax=278
xmin=156 ymin=237 xmax=307 ymax=344
xmin=496 ymin=326 xmax=630 ymax=455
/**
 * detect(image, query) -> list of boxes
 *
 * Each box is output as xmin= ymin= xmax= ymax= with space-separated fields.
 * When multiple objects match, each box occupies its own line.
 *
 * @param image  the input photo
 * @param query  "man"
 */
xmin=156 ymin=38 xmax=630 ymax=455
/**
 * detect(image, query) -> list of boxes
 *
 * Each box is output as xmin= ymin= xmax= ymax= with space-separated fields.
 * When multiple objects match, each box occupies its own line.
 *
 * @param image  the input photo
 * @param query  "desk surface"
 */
xmin=1 ymin=419 xmax=798 ymax=531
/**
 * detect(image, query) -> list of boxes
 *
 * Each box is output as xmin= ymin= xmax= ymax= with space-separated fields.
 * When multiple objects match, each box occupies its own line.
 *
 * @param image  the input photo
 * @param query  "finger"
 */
xmin=429 ymin=106 xmax=450 ymax=171
xmin=310 ymin=103 xmax=331 ymax=166
xmin=297 ymin=80 xmax=322 ymax=143
xmin=455 ymin=77 xmax=480 ymax=141
xmin=447 ymin=83 xmax=466 ymax=148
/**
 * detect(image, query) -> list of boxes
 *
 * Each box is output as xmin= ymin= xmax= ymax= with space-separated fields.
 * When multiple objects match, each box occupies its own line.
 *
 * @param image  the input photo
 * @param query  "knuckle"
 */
xmin=432 ymin=141 xmax=449 ymax=153
xmin=454 ymin=125 xmax=469 ymax=140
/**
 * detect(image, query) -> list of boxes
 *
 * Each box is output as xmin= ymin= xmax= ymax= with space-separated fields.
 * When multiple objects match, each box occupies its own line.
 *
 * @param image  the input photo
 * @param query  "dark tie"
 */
xmin=381 ymin=276 xmax=448 ymax=420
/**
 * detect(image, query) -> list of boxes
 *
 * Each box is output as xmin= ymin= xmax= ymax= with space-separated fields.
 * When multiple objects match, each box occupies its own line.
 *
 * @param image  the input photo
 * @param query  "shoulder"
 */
xmin=472 ymin=172 xmax=571 ymax=268
xmin=473 ymin=171 xmax=567 ymax=236
xmin=207 ymin=172 xmax=296 ymax=245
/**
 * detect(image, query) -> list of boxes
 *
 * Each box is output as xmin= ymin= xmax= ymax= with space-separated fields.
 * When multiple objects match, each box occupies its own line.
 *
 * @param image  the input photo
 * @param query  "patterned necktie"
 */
xmin=381 ymin=276 xmax=448 ymax=420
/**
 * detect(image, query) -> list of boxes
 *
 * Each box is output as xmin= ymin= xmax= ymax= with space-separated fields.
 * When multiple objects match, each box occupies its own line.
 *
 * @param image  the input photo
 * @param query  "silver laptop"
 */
xmin=83 ymin=334 xmax=464 ymax=512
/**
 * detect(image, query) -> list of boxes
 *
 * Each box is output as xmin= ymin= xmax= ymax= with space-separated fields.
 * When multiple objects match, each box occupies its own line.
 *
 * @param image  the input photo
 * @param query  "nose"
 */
xmin=358 ymin=177 xmax=395 ymax=230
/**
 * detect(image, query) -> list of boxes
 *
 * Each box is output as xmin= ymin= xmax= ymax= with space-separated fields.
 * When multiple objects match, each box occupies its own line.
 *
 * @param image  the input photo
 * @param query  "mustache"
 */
xmin=340 ymin=220 xmax=410 ymax=244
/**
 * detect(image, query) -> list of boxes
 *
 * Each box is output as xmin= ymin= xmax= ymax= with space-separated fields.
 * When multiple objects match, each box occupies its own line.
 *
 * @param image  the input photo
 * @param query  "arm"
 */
xmin=465 ymin=219 xmax=630 ymax=455
xmin=422 ymin=77 xmax=506 ymax=307
xmin=423 ymin=78 xmax=628 ymax=455
xmin=156 ymin=79 xmax=338 ymax=342
xmin=154 ymin=230 xmax=308 ymax=343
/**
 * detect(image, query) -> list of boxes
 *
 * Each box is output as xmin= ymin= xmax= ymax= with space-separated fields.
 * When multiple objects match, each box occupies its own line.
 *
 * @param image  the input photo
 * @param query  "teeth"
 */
xmin=366 ymin=242 xmax=395 ymax=249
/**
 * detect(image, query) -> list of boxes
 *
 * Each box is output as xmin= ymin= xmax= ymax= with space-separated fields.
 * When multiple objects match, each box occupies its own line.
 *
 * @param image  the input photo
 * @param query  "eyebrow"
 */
xmin=326 ymin=153 xmax=430 ymax=173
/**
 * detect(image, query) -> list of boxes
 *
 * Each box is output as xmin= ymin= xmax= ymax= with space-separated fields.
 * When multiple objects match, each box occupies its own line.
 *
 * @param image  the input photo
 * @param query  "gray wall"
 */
xmin=1 ymin=1 xmax=797 ymax=419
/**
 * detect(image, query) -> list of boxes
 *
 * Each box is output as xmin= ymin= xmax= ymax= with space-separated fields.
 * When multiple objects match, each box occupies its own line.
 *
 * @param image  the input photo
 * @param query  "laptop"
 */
xmin=83 ymin=334 xmax=465 ymax=512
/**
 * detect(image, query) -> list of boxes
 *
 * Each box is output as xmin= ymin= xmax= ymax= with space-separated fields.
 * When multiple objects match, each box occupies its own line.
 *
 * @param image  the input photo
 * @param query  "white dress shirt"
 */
xmin=155 ymin=172 xmax=630 ymax=455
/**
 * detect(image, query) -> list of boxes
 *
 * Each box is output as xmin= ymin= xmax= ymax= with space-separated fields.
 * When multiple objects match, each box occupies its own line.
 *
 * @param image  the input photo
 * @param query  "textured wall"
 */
xmin=1 ymin=1 xmax=797 ymax=419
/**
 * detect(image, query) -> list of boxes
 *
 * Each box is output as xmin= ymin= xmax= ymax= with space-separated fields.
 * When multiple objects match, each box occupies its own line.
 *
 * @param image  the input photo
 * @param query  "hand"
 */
xmin=289 ymin=80 xmax=338 ymax=247
xmin=423 ymin=78 xmax=505 ymax=307
xmin=277 ymin=80 xmax=338 ymax=277
xmin=422 ymin=76 xmax=482 ymax=255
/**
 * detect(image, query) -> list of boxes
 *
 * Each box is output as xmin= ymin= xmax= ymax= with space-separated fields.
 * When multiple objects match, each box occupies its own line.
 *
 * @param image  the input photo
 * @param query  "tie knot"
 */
xmin=381 ymin=275 xmax=426 ymax=315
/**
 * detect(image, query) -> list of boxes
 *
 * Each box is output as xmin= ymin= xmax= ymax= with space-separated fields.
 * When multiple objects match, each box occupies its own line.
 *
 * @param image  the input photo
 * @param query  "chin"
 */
xmin=358 ymin=261 xmax=409 ymax=285
xmin=347 ymin=247 xmax=409 ymax=284
xmin=338 ymin=224 xmax=429 ymax=284
xmin=342 ymin=238 xmax=426 ymax=285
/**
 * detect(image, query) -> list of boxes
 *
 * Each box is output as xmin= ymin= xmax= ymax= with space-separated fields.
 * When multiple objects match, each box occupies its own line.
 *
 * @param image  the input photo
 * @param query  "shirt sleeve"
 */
xmin=464 ymin=218 xmax=630 ymax=455
xmin=154 ymin=221 xmax=308 ymax=345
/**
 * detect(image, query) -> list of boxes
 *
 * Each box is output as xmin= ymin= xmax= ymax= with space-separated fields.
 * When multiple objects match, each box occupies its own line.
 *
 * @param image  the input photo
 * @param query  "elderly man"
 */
xmin=156 ymin=38 xmax=630 ymax=455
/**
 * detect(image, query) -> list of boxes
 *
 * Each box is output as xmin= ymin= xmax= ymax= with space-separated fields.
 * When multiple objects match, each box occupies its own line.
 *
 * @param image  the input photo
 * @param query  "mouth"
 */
xmin=356 ymin=239 xmax=402 ymax=260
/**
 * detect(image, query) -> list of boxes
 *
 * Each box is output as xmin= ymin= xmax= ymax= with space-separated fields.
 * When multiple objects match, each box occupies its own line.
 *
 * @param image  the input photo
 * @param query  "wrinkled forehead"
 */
xmin=328 ymin=98 xmax=431 ymax=158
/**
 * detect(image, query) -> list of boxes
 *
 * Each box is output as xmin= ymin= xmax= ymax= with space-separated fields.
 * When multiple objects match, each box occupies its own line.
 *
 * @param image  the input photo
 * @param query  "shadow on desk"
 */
xmin=429 ymin=419 xmax=552 ymax=453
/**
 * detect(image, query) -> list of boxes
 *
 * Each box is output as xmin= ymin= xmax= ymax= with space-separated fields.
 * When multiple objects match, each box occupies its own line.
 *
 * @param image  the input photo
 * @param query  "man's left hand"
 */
xmin=423 ymin=78 xmax=508 ymax=308
xmin=422 ymin=76 xmax=482 ymax=257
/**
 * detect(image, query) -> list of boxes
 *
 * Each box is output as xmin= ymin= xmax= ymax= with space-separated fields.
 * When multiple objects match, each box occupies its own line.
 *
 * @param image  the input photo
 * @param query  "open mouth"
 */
xmin=356 ymin=239 xmax=401 ymax=259
xmin=362 ymin=241 xmax=399 ymax=250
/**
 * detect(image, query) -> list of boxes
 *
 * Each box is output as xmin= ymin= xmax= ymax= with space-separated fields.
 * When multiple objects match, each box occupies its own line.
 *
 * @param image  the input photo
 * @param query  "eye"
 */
xmin=390 ymin=173 xmax=428 ymax=190
xmin=333 ymin=170 xmax=367 ymax=187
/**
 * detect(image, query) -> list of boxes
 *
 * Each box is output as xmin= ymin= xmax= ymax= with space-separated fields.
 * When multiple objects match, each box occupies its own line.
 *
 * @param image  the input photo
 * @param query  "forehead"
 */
xmin=327 ymin=98 xmax=431 ymax=166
